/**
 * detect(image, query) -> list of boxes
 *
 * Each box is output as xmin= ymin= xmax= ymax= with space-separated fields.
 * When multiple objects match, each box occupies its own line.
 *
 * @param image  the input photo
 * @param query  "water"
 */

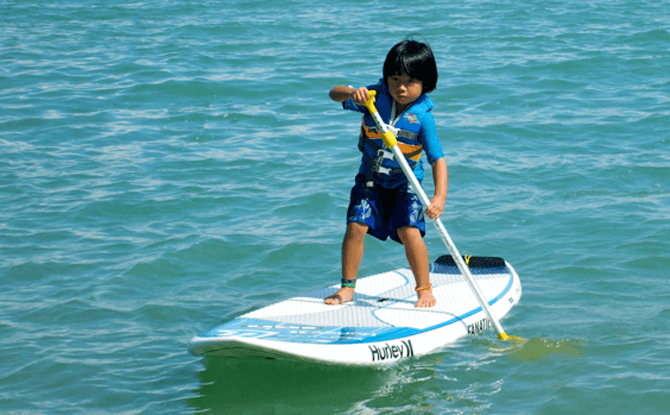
xmin=1 ymin=0 xmax=669 ymax=413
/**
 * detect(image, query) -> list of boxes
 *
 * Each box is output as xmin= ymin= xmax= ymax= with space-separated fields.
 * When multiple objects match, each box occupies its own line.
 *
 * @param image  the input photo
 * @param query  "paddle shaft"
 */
xmin=363 ymin=91 xmax=509 ymax=340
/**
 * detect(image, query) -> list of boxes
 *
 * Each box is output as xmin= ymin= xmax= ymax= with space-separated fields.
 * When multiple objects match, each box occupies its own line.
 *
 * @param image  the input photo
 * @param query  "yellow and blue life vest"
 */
xmin=343 ymin=80 xmax=443 ymax=189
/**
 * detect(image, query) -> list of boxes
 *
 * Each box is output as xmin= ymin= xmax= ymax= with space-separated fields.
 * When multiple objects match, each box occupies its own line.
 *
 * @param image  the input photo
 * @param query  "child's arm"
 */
xmin=329 ymin=85 xmax=369 ymax=105
xmin=425 ymin=158 xmax=448 ymax=220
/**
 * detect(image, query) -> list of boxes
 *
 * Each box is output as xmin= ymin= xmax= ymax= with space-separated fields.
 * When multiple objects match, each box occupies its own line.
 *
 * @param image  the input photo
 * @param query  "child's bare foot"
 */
xmin=324 ymin=287 xmax=355 ymax=305
xmin=416 ymin=288 xmax=436 ymax=307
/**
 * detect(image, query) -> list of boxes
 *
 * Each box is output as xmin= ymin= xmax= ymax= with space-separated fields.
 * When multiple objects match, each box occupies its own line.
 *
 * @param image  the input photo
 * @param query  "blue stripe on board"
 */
xmin=200 ymin=318 xmax=421 ymax=344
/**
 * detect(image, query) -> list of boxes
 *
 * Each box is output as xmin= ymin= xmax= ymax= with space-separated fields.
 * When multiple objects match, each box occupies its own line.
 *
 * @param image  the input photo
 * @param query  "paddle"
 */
xmin=363 ymin=91 xmax=523 ymax=342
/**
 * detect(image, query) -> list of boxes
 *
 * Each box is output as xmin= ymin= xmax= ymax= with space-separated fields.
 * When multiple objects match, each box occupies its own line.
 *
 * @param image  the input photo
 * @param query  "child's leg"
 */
xmin=324 ymin=222 xmax=368 ymax=305
xmin=397 ymin=226 xmax=436 ymax=308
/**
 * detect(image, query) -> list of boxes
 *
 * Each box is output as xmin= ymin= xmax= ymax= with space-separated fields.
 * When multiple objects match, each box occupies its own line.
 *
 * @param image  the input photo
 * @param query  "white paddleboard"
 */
xmin=188 ymin=255 xmax=522 ymax=365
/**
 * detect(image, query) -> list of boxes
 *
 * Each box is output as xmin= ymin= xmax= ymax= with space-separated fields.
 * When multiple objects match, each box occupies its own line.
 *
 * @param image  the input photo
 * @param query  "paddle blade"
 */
xmin=498 ymin=332 xmax=527 ymax=343
xmin=508 ymin=335 xmax=527 ymax=344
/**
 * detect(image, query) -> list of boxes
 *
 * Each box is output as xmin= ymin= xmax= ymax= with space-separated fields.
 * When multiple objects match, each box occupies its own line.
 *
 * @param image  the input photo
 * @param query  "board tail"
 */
xmin=433 ymin=255 xmax=506 ymax=271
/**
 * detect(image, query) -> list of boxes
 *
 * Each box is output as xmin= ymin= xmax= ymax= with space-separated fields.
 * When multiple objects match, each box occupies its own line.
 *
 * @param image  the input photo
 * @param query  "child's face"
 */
xmin=387 ymin=73 xmax=423 ymax=107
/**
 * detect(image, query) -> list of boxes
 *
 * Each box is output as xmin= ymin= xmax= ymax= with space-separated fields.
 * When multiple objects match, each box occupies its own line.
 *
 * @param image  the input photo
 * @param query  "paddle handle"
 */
xmin=363 ymin=91 xmax=509 ymax=340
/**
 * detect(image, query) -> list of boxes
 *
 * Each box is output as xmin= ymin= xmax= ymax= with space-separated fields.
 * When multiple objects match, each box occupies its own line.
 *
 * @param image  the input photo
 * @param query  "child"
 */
xmin=325 ymin=39 xmax=448 ymax=308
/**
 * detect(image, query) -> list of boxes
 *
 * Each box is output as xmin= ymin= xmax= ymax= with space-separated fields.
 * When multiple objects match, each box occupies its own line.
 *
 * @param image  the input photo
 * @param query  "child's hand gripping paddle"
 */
xmin=363 ymin=90 xmax=523 ymax=342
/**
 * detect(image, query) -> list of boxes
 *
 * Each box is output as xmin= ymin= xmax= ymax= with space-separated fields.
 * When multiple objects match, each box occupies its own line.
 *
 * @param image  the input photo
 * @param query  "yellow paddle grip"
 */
xmin=364 ymin=91 xmax=398 ymax=148
xmin=363 ymin=90 xmax=378 ymax=114
xmin=381 ymin=131 xmax=398 ymax=148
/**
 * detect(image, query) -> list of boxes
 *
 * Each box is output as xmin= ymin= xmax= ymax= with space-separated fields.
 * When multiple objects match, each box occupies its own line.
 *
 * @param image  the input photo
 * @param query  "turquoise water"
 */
xmin=2 ymin=0 xmax=669 ymax=413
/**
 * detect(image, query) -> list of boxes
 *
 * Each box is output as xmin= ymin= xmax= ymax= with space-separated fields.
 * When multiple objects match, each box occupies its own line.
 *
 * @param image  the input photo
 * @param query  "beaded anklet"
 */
xmin=341 ymin=278 xmax=356 ymax=288
xmin=415 ymin=283 xmax=432 ymax=292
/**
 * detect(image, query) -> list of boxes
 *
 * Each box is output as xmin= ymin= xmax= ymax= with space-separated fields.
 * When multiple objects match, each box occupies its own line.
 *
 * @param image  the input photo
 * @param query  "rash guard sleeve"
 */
xmin=418 ymin=112 xmax=444 ymax=166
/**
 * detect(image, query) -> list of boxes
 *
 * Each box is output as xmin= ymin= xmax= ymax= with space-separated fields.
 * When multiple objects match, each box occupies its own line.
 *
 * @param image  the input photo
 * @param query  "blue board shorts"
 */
xmin=346 ymin=174 xmax=426 ymax=244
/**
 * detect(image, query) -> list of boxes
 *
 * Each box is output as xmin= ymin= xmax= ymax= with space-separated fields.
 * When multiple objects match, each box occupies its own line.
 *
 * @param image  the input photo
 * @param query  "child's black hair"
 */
xmin=383 ymin=40 xmax=438 ymax=93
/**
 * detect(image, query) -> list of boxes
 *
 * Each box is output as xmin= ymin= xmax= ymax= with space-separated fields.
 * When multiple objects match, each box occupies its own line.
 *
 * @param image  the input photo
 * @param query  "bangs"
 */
xmin=383 ymin=40 xmax=438 ymax=93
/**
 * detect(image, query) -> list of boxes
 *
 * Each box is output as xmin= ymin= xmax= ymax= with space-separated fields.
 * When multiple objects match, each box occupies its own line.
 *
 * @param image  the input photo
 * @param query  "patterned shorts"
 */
xmin=346 ymin=174 xmax=426 ymax=244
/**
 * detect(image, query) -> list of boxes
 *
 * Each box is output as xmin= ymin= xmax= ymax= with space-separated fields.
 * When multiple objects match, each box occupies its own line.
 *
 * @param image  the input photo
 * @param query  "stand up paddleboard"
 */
xmin=188 ymin=255 xmax=522 ymax=365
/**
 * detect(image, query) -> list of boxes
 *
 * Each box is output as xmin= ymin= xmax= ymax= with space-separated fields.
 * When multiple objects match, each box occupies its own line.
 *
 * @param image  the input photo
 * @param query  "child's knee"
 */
xmin=397 ymin=225 xmax=421 ymax=241
xmin=345 ymin=222 xmax=368 ymax=240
